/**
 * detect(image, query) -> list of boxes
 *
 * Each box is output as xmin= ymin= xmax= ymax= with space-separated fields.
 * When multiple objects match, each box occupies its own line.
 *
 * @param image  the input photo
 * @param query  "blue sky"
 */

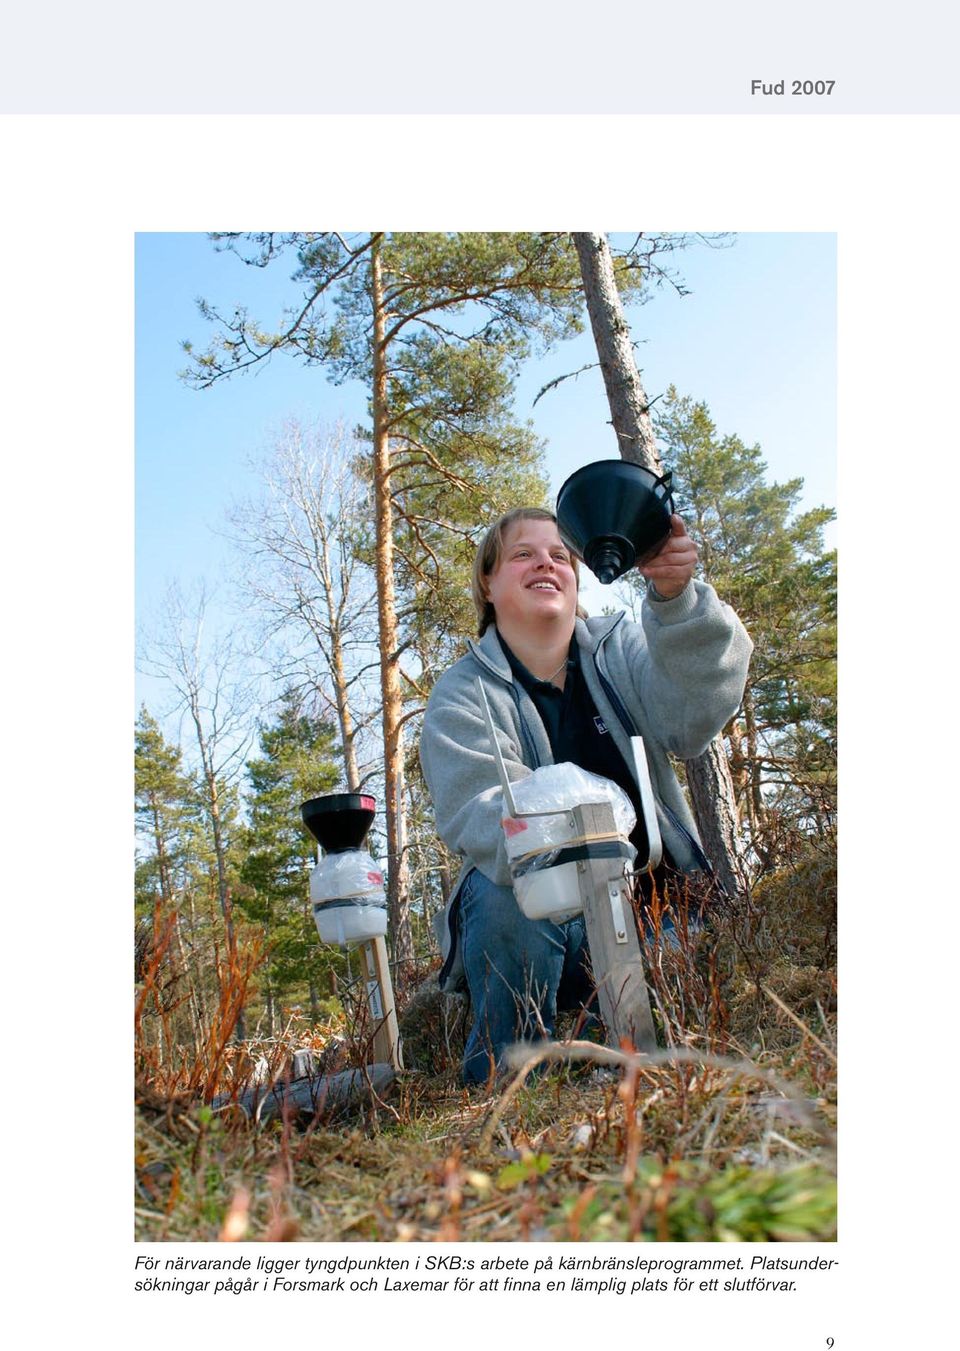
xmin=136 ymin=231 xmax=836 ymax=711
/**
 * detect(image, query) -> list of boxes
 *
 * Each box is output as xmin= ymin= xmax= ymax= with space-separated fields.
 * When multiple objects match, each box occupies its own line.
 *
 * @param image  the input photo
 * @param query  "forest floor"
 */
xmin=135 ymin=846 xmax=837 ymax=1244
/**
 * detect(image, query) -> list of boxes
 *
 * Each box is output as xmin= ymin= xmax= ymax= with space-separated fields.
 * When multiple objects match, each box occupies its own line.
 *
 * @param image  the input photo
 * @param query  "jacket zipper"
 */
xmin=468 ymin=642 xmax=542 ymax=770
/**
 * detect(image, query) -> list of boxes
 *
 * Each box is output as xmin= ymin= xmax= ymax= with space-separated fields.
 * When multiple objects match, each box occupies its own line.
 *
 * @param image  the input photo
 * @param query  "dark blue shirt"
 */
xmin=499 ymin=634 xmax=670 ymax=874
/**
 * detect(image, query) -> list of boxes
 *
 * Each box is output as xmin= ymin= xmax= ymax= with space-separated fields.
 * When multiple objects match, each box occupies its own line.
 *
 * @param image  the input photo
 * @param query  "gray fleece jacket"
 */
xmin=419 ymin=579 xmax=752 ymax=991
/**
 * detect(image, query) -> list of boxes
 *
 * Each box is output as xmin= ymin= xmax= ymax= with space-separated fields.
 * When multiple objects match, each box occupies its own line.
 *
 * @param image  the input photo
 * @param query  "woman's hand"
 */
xmin=638 ymin=515 xmax=698 ymax=599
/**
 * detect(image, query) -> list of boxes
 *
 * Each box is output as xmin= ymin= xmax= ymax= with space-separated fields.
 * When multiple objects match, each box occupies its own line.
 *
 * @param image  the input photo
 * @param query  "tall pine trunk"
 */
xmin=572 ymin=231 xmax=748 ymax=892
xmin=742 ymin=686 xmax=766 ymax=834
xmin=684 ymin=737 xmax=747 ymax=896
xmin=371 ymin=238 xmax=414 ymax=965
xmin=321 ymin=530 xmax=361 ymax=792
xmin=727 ymin=715 xmax=756 ymax=836
xmin=571 ymin=233 xmax=661 ymax=470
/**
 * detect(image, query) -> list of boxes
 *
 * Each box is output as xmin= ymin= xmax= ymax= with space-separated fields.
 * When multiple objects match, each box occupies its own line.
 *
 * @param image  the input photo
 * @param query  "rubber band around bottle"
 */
xmin=312 ymin=897 xmax=388 ymax=912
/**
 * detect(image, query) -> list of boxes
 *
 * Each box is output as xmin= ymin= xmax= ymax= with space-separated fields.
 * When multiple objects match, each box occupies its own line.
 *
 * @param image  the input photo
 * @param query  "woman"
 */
xmin=419 ymin=506 xmax=751 ymax=1084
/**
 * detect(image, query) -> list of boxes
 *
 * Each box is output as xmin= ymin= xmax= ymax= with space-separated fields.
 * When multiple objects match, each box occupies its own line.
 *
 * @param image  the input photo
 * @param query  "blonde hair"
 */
xmin=471 ymin=507 xmax=586 ymax=636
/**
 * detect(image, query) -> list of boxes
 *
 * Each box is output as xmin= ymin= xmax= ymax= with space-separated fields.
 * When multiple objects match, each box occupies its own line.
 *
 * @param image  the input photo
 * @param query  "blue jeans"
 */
xmin=458 ymin=868 xmax=597 ymax=1085
xmin=457 ymin=867 xmax=700 ymax=1085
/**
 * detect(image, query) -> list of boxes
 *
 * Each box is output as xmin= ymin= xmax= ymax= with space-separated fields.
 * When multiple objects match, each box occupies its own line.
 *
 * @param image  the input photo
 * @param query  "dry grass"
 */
xmin=135 ymin=844 xmax=837 ymax=1243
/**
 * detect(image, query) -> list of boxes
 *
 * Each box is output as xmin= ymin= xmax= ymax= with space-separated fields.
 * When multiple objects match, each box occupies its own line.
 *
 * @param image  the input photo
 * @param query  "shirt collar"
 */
xmin=498 ymin=633 xmax=579 ymax=691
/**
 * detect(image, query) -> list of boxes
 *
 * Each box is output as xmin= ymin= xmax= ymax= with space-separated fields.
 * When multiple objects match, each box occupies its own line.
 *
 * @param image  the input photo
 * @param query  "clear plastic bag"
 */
xmin=502 ymin=763 xmax=636 ymax=872
xmin=503 ymin=764 xmax=637 ymax=921
xmin=309 ymin=850 xmax=386 ymax=905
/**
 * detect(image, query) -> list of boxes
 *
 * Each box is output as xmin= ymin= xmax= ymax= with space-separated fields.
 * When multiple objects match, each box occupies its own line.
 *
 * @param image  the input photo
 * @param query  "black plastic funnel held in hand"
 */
xmin=301 ymin=793 xmax=376 ymax=853
xmin=556 ymin=460 xmax=675 ymax=584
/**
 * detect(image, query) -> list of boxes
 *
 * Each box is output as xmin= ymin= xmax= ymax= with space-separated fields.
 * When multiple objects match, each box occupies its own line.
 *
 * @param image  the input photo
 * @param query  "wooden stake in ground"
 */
xmin=357 ymin=934 xmax=404 ymax=1070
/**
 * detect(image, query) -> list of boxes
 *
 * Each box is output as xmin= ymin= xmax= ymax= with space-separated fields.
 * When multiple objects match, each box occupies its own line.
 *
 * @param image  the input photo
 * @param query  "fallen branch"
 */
xmin=211 ymin=1064 xmax=396 ymax=1126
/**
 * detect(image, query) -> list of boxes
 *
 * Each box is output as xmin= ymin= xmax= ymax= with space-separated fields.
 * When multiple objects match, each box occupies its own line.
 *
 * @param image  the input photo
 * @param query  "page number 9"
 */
xmin=826 ymin=1340 xmax=835 ymax=1348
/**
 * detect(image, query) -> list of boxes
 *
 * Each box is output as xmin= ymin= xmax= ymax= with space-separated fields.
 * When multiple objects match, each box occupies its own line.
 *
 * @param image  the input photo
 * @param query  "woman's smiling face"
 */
xmin=484 ymin=518 xmax=578 ymax=633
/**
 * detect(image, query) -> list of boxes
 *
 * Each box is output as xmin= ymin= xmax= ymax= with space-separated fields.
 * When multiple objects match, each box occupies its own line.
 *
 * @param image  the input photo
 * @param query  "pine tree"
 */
xmin=183 ymin=231 xmax=588 ymax=963
xmin=651 ymin=387 xmax=837 ymax=866
xmin=239 ymin=689 xmax=342 ymax=1029
xmin=572 ymin=232 xmax=748 ymax=892
xmin=135 ymin=706 xmax=190 ymax=917
xmin=134 ymin=706 xmax=207 ymax=1051
xmin=384 ymin=355 xmax=553 ymax=695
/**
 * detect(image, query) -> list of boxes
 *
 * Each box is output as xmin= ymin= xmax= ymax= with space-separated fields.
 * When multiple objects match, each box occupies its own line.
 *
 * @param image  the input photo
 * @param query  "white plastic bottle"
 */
xmin=309 ymin=850 xmax=388 ymax=946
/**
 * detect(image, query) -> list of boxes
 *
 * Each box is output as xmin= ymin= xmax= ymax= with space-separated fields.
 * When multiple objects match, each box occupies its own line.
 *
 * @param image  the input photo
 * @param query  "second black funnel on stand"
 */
xmin=556 ymin=459 xmax=675 ymax=584
xmin=301 ymin=792 xmax=376 ymax=854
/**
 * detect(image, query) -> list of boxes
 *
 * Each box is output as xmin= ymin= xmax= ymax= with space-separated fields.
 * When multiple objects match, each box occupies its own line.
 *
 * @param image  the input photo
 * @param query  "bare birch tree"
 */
xmin=227 ymin=419 xmax=381 ymax=795
xmin=138 ymin=581 xmax=259 ymax=1036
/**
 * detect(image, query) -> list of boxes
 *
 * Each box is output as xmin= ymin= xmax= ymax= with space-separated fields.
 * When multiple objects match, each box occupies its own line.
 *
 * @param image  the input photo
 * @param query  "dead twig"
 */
xmin=481 ymin=1040 xmax=835 ymax=1157
xmin=761 ymin=985 xmax=837 ymax=1064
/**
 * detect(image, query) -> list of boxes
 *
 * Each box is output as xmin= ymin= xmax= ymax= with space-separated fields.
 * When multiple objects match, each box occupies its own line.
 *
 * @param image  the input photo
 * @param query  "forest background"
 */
xmin=136 ymin=231 xmax=835 ymax=1036
xmin=132 ymin=230 xmax=839 ymax=1242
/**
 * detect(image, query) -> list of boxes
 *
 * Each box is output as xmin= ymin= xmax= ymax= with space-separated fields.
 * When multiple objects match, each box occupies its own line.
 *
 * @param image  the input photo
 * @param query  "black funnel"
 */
xmin=301 ymin=792 xmax=376 ymax=853
xmin=556 ymin=460 xmax=675 ymax=584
